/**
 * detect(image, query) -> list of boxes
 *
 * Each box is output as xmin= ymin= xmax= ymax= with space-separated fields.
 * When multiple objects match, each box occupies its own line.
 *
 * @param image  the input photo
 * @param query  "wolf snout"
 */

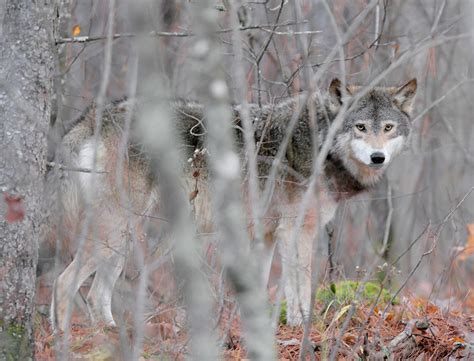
xmin=370 ymin=152 xmax=385 ymax=165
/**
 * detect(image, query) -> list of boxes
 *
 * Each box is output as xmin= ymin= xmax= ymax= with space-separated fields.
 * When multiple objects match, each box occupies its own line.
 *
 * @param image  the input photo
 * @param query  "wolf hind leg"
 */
xmin=86 ymin=251 xmax=125 ymax=327
xmin=51 ymin=257 xmax=99 ymax=331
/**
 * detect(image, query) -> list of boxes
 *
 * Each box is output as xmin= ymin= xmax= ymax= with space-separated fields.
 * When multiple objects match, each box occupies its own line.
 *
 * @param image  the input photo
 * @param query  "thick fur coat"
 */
xmin=46 ymin=78 xmax=417 ymax=330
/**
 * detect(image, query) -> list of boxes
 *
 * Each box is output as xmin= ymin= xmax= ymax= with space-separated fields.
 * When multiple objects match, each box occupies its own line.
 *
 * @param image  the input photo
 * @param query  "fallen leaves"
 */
xmin=451 ymin=336 xmax=465 ymax=344
xmin=33 ymin=281 xmax=473 ymax=360
xmin=223 ymin=294 xmax=471 ymax=360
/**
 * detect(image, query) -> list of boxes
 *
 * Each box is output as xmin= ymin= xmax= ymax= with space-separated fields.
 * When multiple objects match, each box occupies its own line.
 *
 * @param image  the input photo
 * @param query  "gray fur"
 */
xmin=57 ymin=79 xmax=416 ymax=190
xmin=46 ymin=78 xmax=417 ymax=330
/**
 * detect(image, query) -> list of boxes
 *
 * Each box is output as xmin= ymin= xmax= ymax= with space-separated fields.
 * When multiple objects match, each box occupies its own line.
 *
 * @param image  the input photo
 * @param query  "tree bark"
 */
xmin=0 ymin=1 xmax=54 ymax=359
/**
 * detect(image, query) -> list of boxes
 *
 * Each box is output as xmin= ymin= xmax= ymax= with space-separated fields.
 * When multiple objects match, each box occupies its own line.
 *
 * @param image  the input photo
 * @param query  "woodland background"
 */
xmin=0 ymin=0 xmax=473 ymax=360
xmin=55 ymin=0 xmax=474 ymax=295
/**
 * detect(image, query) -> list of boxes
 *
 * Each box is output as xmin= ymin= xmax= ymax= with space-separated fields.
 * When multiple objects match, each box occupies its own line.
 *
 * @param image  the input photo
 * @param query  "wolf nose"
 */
xmin=370 ymin=152 xmax=385 ymax=164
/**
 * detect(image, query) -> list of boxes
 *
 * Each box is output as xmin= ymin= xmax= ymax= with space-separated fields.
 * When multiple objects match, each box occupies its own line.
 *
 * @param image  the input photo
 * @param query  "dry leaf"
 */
xmin=72 ymin=24 xmax=81 ymax=37
xmin=456 ymin=223 xmax=474 ymax=262
xmin=451 ymin=336 xmax=465 ymax=344
xmin=343 ymin=333 xmax=356 ymax=345
xmin=426 ymin=303 xmax=439 ymax=314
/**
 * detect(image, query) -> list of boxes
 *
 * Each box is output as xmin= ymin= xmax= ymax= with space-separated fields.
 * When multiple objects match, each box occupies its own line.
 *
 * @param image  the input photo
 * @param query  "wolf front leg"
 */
xmin=260 ymin=240 xmax=277 ymax=288
xmin=278 ymin=217 xmax=315 ymax=326
xmin=86 ymin=251 xmax=125 ymax=327
xmin=51 ymin=257 xmax=99 ymax=331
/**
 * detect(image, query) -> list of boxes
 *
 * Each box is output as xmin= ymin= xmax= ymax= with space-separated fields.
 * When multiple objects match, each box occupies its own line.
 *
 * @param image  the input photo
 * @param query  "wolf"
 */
xmin=46 ymin=78 xmax=417 ymax=331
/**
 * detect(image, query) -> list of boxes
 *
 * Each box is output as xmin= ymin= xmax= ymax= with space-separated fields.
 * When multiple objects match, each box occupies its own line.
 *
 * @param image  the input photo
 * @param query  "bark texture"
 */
xmin=0 ymin=1 xmax=54 ymax=359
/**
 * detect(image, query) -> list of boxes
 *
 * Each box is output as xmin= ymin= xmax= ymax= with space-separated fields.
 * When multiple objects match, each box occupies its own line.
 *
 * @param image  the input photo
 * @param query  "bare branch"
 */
xmin=46 ymin=161 xmax=107 ymax=174
xmin=55 ymin=21 xmax=309 ymax=44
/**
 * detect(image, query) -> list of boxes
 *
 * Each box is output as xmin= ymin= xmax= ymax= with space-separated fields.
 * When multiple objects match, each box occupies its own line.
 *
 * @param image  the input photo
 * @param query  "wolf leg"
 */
xmin=279 ymin=220 xmax=314 ymax=326
xmin=51 ymin=257 xmax=99 ymax=331
xmin=86 ymin=251 xmax=125 ymax=327
xmin=260 ymin=241 xmax=277 ymax=288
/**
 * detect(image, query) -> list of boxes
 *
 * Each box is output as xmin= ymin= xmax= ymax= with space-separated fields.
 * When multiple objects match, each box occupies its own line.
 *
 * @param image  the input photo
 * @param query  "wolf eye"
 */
xmin=384 ymin=124 xmax=394 ymax=132
xmin=355 ymin=124 xmax=366 ymax=132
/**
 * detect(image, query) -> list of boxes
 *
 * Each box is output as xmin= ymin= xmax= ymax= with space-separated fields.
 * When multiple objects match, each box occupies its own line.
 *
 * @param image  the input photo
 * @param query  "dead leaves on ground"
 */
xmin=34 ymin=294 xmax=473 ymax=360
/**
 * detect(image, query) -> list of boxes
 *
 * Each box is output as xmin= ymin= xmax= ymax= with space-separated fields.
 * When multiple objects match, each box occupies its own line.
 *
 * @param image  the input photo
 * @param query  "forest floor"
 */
xmin=34 ymin=279 xmax=473 ymax=360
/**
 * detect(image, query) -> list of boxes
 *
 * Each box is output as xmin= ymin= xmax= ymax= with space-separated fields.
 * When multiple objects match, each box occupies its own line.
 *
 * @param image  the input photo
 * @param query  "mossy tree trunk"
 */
xmin=0 ymin=1 xmax=54 ymax=359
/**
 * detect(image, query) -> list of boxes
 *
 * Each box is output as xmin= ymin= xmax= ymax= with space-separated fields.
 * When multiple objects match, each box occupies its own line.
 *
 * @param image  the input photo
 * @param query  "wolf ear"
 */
xmin=328 ymin=78 xmax=350 ymax=104
xmin=328 ymin=78 xmax=352 ymax=113
xmin=392 ymin=78 xmax=417 ymax=115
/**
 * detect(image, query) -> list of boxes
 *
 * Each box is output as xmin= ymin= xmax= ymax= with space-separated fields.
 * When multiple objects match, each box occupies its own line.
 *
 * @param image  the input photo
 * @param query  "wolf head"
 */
xmin=328 ymin=78 xmax=417 ymax=186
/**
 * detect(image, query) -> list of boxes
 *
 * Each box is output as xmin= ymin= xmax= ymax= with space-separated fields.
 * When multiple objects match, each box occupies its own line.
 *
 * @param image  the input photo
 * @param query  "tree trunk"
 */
xmin=0 ymin=1 xmax=54 ymax=359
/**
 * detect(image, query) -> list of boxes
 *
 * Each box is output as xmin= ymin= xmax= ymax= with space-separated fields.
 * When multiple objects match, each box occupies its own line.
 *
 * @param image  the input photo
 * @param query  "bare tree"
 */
xmin=0 ymin=1 xmax=54 ymax=359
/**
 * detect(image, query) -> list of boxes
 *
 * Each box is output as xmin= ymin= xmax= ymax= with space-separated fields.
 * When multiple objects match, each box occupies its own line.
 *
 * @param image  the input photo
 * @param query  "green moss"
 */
xmin=316 ymin=280 xmax=397 ymax=310
xmin=0 ymin=321 xmax=30 ymax=361
xmin=278 ymin=280 xmax=398 ymax=324
xmin=279 ymin=300 xmax=287 ymax=325
xmin=6 ymin=323 xmax=25 ymax=340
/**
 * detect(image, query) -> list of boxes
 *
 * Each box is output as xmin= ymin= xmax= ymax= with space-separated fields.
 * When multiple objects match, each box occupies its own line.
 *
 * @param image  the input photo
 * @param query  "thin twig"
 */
xmin=55 ymin=21 xmax=308 ymax=44
xmin=255 ymin=0 xmax=285 ymax=107
xmin=259 ymin=28 xmax=321 ymax=35
xmin=379 ymin=184 xmax=393 ymax=257
xmin=47 ymin=161 xmax=108 ymax=174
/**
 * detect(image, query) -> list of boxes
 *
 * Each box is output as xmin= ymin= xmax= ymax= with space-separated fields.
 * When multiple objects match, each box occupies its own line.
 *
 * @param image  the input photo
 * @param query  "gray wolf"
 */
xmin=46 ymin=78 xmax=417 ymax=330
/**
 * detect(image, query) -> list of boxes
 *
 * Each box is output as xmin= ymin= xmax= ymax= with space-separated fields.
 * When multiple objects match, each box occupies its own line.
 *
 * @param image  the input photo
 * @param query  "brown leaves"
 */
xmin=456 ymin=223 xmax=474 ymax=262
xmin=425 ymin=303 xmax=439 ymax=315
xmin=33 ymin=291 xmax=471 ymax=360
xmin=71 ymin=24 xmax=81 ymax=37
xmin=450 ymin=336 xmax=465 ymax=344
xmin=34 ymin=262 xmax=472 ymax=360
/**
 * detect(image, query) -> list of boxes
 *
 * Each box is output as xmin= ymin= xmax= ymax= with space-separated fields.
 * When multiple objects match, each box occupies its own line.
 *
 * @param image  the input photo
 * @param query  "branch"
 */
xmin=55 ymin=21 xmax=308 ymax=45
xmin=255 ymin=0 xmax=285 ymax=107
xmin=378 ymin=184 xmax=393 ymax=257
xmin=46 ymin=161 xmax=107 ymax=174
